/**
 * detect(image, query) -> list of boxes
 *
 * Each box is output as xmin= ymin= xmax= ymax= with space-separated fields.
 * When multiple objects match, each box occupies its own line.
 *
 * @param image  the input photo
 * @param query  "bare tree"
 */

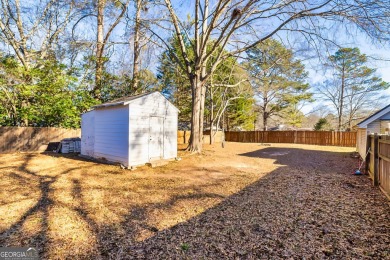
xmin=153 ymin=0 xmax=390 ymax=152
xmin=208 ymin=59 xmax=249 ymax=144
xmin=94 ymin=0 xmax=130 ymax=100
xmin=131 ymin=0 xmax=142 ymax=92
xmin=0 ymin=0 xmax=78 ymax=125
xmin=208 ymin=82 xmax=251 ymax=143
xmin=317 ymin=48 xmax=389 ymax=130
xmin=0 ymin=0 xmax=76 ymax=69
xmin=127 ymin=0 xmax=166 ymax=94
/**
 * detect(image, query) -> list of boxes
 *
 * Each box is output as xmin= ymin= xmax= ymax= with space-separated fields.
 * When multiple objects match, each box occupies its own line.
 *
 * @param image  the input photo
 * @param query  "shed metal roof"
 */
xmin=357 ymin=104 xmax=390 ymax=128
xmin=92 ymin=91 xmax=179 ymax=111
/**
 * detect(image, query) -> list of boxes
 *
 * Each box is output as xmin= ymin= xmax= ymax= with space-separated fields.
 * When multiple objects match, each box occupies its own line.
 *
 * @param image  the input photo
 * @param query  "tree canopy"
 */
xmin=317 ymin=47 xmax=389 ymax=130
xmin=158 ymin=36 xmax=256 ymax=135
xmin=245 ymin=39 xmax=312 ymax=130
xmin=0 ymin=0 xmax=388 ymax=143
xmin=0 ymin=54 xmax=97 ymax=127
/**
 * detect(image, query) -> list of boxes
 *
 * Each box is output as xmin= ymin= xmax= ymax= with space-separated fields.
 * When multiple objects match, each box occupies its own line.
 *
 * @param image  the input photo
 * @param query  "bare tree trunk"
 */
xmin=210 ymin=90 xmax=214 ymax=144
xmin=263 ymin=111 xmax=268 ymax=131
xmin=132 ymin=0 xmax=142 ymax=93
xmin=226 ymin=114 xmax=229 ymax=131
xmin=210 ymin=124 xmax=215 ymax=144
xmin=21 ymin=100 xmax=28 ymax=126
xmin=338 ymin=65 xmax=345 ymax=131
xmin=95 ymin=0 xmax=105 ymax=100
xmin=198 ymin=0 xmax=208 ymax=147
xmin=199 ymin=85 xmax=206 ymax=144
xmin=188 ymin=78 xmax=203 ymax=153
xmin=262 ymin=96 xmax=268 ymax=131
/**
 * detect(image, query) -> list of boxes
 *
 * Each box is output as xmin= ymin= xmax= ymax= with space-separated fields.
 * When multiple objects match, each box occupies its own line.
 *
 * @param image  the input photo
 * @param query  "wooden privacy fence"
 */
xmin=225 ymin=131 xmax=357 ymax=147
xmin=0 ymin=127 xmax=81 ymax=153
xmin=177 ymin=130 xmax=224 ymax=144
xmin=367 ymin=135 xmax=390 ymax=199
xmin=0 ymin=127 xmax=223 ymax=152
xmin=177 ymin=131 xmax=191 ymax=145
xmin=0 ymin=128 xmax=357 ymax=153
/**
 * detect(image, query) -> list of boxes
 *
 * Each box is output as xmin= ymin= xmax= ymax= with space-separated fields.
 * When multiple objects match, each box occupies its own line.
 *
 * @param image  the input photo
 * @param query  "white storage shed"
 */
xmin=81 ymin=92 xmax=179 ymax=168
xmin=356 ymin=104 xmax=390 ymax=158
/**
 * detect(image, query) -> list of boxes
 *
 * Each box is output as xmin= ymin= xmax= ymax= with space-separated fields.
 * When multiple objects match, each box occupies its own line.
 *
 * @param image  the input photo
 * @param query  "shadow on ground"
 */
xmin=0 ymin=146 xmax=389 ymax=259
xmin=128 ymin=147 xmax=390 ymax=259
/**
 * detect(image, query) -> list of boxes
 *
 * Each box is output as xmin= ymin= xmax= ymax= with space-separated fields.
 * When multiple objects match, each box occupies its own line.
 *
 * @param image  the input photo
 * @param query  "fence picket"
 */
xmin=224 ymin=130 xmax=356 ymax=147
xmin=1 ymin=127 xmax=358 ymax=153
xmin=367 ymin=135 xmax=390 ymax=199
xmin=0 ymin=127 xmax=81 ymax=153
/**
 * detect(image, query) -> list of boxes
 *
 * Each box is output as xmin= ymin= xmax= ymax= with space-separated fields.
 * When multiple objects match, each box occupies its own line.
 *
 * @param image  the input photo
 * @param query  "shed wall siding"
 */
xmin=163 ymin=116 xmax=178 ymax=159
xmin=128 ymin=92 xmax=178 ymax=116
xmin=81 ymin=111 xmax=95 ymax=157
xmin=128 ymin=115 xmax=150 ymax=165
xmin=367 ymin=121 xmax=380 ymax=134
xmin=128 ymin=93 xmax=178 ymax=165
xmin=94 ymin=105 xmax=129 ymax=166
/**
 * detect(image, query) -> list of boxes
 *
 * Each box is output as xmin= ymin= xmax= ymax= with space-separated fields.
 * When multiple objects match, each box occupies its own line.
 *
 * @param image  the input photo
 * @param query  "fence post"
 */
xmin=365 ymin=134 xmax=371 ymax=174
xmin=373 ymin=134 xmax=379 ymax=186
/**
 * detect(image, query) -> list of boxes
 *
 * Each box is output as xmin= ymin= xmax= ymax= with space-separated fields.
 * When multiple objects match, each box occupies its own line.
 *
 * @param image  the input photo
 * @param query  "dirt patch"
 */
xmin=0 ymin=143 xmax=389 ymax=259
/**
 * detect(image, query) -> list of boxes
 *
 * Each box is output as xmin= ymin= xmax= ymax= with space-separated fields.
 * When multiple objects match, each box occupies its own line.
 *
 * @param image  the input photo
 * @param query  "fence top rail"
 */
xmin=0 ymin=126 xmax=79 ymax=130
xmin=225 ymin=130 xmax=357 ymax=133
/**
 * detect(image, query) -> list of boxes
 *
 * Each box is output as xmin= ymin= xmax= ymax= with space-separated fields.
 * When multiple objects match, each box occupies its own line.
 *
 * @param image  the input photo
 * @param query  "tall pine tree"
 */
xmin=245 ymin=39 xmax=312 ymax=130
xmin=318 ymin=48 xmax=389 ymax=130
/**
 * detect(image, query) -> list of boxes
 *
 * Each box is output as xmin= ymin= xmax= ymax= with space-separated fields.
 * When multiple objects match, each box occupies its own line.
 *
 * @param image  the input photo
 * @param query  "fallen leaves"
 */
xmin=128 ymin=145 xmax=390 ymax=259
xmin=0 ymin=143 xmax=389 ymax=259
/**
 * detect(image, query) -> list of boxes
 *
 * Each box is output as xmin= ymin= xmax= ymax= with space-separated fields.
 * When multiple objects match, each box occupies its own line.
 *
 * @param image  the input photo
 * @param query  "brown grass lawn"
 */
xmin=0 ymin=143 xmax=389 ymax=259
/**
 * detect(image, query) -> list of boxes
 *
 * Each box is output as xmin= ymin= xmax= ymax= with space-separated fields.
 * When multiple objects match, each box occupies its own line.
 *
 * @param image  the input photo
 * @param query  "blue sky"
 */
xmin=68 ymin=0 xmax=390 ymax=114
xmin=309 ymin=39 xmax=390 ymax=82
xmin=299 ymin=35 xmax=390 ymax=114
xmin=155 ymin=1 xmax=390 ymax=91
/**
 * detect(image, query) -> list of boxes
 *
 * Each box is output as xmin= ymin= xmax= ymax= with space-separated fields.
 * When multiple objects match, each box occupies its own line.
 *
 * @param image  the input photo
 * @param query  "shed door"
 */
xmin=149 ymin=116 xmax=164 ymax=161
